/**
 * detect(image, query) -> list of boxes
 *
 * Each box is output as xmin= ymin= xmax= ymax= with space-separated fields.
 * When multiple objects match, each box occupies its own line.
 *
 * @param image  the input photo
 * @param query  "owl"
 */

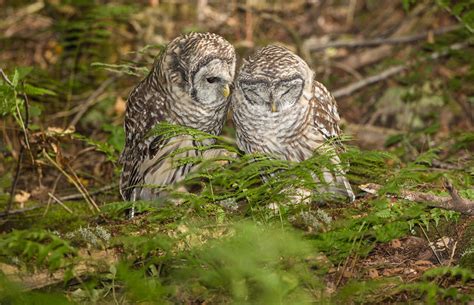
xmin=231 ymin=45 xmax=354 ymax=202
xmin=120 ymin=32 xmax=236 ymax=202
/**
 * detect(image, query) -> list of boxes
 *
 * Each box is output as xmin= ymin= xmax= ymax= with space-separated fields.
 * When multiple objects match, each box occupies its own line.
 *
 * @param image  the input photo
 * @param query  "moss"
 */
xmin=1 ymin=201 xmax=92 ymax=233
xmin=460 ymin=220 xmax=474 ymax=271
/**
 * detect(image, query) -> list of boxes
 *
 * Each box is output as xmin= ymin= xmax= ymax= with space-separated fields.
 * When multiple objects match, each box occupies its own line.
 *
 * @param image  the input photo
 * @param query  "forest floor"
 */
xmin=0 ymin=1 xmax=473 ymax=304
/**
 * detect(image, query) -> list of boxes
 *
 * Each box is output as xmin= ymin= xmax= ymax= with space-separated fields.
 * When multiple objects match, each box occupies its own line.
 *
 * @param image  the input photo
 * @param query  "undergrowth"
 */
xmin=1 ymin=121 xmax=473 ymax=304
xmin=1 ymin=0 xmax=473 ymax=304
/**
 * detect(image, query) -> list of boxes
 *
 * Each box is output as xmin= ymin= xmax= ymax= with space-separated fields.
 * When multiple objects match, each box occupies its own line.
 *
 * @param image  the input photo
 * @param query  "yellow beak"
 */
xmin=271 ymin=96 xmax=277 ymax=112
xmin=223 ymin=84 xmax=230 ymax=98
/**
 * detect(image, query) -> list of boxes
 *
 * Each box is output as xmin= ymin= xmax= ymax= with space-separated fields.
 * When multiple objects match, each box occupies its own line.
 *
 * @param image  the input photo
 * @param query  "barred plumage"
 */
xmin=120 ymin=32 xmax=236 ymax=201
xmin=231 ymin=45 xmax=354 ymax=201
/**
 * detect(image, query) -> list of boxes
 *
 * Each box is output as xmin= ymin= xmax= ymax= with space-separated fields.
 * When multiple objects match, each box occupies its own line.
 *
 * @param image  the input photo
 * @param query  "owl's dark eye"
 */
xmin=206 ymin=77 xmax=219 ymax=83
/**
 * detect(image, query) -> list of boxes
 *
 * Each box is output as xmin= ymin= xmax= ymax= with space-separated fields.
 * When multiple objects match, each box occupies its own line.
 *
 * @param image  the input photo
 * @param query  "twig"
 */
xmin=4 ymin=143 xmax=24 ymax=216
xmin=0 ymin=206 xmax=42 ymax=217
xmin=48 ymin=192 xmax=73 ymax=214
xmin=67 ymin=164 xmax=100 ymax=211
xmin=333 ymin=65 xmax=406 ymax=99
xmin=431 ymin=159 xmax=462 ymax=171
xmin=67 ymin=76 xmax=118 ymax=127
xmin=0 ymin=68 xmax=32 ymax=216
xmin=333 ymin=42 xmax=471 ymax=99
xmin=447 ymin=241 xmax=458 ymax=266
xmin=0 ymin=68 xmax=14 ymax=86
xmin=43 ymin=151 xmax=100 ymax=213
xmin=419 ymin=224 xmax=443 ymax=265
xmin=59 ymin=183 xmax=118 ymax=201
xmin=0 ymin=184 xmax=117 ymax=218
xmin=307 ymin=25 xmax=461 ymax=52
xmin=44 ymin=175 xmax=62 ymax=216
xmin=359 ymin=181 xmax=474 ymax=216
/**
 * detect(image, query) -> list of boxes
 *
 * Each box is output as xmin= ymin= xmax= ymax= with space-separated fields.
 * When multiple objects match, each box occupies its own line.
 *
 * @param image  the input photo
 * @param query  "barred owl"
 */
xmin=231 ymin=45 xmax=354 ymax=202
xmin=120 ymin=32 xmax=236 ymax=201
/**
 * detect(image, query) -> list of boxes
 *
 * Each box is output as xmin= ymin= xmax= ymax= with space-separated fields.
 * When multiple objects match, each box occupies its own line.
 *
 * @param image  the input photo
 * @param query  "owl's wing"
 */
xmin=311 ymin=80 xmax=355 ymax=201
xmin=119 ymin=69 xmax=167 ymax=201
xmin=311 ymin=80 xmax=342 ymax=141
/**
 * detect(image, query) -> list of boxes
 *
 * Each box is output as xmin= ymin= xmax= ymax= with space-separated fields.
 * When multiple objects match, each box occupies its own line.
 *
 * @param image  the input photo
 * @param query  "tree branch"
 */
xmin=306 ymin=25 xmax=461 ymax=52
xmin=359 ymin=182 xmax=474 ymax=216
xmin=333 ymin=42 xmax=471 ymax=99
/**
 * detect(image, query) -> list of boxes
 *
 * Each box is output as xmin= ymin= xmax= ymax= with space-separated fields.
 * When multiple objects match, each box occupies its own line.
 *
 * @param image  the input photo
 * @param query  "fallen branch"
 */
xmin=59 ymin=183 xmax=118 ymax=201
xmin=333 ymin=42 xmax=470 ymax=99
xmin=333 ymin=65 xmax=406 ymax=99
xmin=307 ymin=25 xmax=461 ymax=52
xmin=68 ymin=76 xmax=118 ymax=127
xmin=359 ymin=182 xmax=474 ymax=216
xmin=0 ymin=184 xmax=118 ymax=218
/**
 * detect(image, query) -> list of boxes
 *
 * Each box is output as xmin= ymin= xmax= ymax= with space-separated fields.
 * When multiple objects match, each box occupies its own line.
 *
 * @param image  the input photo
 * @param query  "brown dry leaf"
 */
xmin=414 ymin=260 xmax=434 ymax=272
xmin=433 ymin=236 xmax=452 ymax=249
xmin=382 ymin=267 xmax=404 ymax=276
xmin=114 ymin=96 xmax=126 ymax=116
xmin=368 ymin=268 xmax=379 ymax=279
xmin=177 ymin=224 xmax=189 ymax=234
xmin=14 ymin=190 xmax=31 ymax=206
xmin=46 ymin=126 xmax=75 ymax=137
xmin=390 ymin=239 xmax=402 ymax=248
xmin=438 ymin=66 xmax=454 ymax=78
xmin=0 ymin=263 xmax=20 ymax=276
xmin=414 ymin=260 xmax=433 ymax=266
xmin=403 ymin=268 xmax=417 ymax=275
xmin=343 ymin=270 xmax=353 ymax=278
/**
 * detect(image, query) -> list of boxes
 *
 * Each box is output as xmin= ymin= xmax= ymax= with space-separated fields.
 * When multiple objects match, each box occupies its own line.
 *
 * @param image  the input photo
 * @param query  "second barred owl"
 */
xmin=120 ymin=32 xmax=236 ymax=201
xmin=231 ymin=45 xmax=354 ymax=201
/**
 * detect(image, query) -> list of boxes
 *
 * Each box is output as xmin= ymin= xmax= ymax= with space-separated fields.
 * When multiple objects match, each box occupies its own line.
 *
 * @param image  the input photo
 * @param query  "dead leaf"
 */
xmin=382 ymin=267 xmax=404 ymax=276
xmin=414 ymin=260 xmax=433 ymax=266
xmin=114 ymin=96 xmax=126 ymax=116
xmin=0 ymin=263 xmax=20 ymax=276
xmin=177 ymin=224 xmax=189 ymax=234
xmin=414 ymin=260 xmax=434 ymax=272
xmin=390 ymin=239 xmax=402 ymax=248
xmin=368 ymin=268 xmax=379 ymax=279
xmin=14 ymin=190 xmax=31 ymax=206
xmin=45 ymin=126 xmax=75 ymax=137
xmin=434 ymin=236 xmax=452 ymax=249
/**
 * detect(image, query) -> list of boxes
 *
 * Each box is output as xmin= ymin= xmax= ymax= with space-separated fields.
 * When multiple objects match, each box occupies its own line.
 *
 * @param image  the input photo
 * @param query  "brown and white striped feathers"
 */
xmin=120 ymin=32 xmax=236 ymax=201
xmin=231 ymin=45 xmax=354 ymax=201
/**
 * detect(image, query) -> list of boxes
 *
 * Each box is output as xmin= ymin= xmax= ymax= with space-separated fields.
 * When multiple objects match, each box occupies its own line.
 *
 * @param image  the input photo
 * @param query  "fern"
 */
xmin=0 ymin=230 xmax=77 ymax=271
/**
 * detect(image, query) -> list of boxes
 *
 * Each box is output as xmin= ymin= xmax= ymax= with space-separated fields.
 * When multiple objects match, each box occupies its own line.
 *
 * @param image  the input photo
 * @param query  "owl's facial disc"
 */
xmin=273 ymin=77 xmax=304 ymax=111
xmin=239 ymin=76 xmax=303 ymax=112
xmin=192 ymin=58 xmax=233 ymax=105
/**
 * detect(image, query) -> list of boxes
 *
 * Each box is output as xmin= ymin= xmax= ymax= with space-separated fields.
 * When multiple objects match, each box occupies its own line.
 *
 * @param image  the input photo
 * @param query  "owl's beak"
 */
xmin=270 ymin=96 xmax=278 ymax=112
xmin=223 ymin=84 xmax=230 ymax=98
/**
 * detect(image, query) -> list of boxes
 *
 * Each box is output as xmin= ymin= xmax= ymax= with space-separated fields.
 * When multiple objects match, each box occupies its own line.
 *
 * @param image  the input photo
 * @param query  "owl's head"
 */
xmin=165 ymin=32 xmax=236 ymax=107
xmin=235 ymin=45 xmax=313 ymax=113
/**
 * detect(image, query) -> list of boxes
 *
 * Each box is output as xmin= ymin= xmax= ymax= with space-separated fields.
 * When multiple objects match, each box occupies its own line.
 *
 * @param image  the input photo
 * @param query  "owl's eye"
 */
xmin=240 ymin=81 xmax=269 ymax=105
xmin=274 ymin=78 xmax=303 ymax=108
xmin=206 ymin=77 xmax=219 ymax=83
